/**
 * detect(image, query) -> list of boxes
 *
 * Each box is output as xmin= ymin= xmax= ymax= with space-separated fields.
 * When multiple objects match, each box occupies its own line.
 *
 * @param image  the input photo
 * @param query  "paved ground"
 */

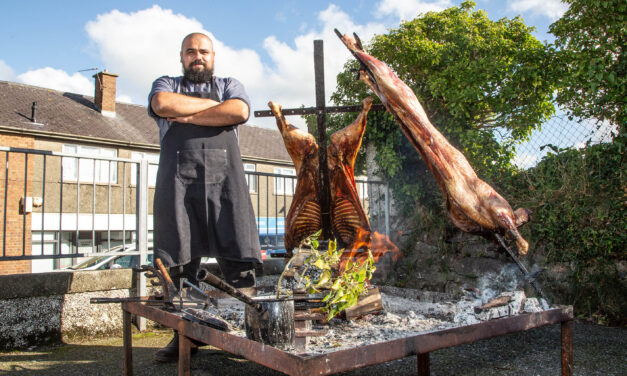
xmin=0 ymin=321 xmax=624 ymax=375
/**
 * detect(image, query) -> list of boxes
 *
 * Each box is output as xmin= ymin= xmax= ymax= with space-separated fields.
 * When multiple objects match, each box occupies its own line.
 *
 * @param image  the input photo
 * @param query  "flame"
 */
xmin=339 ymin=228 xmax=401 ymax=276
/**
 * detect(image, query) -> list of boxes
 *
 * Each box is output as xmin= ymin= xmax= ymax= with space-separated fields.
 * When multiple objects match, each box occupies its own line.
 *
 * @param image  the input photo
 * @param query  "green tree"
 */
xmin=330 ymin=1 xmax=556 ymax=218
xmin=549 ymin=0 xmax=626 ymax=132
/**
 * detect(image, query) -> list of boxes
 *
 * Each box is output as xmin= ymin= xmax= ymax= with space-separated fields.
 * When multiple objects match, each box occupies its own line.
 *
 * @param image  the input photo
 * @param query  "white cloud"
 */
xmin=82 ymin=4 xmax=386 ymax=129
xmin=256 ymin=4 xmax=387 ymax=128
xmin=508 ymin=0 xmax=568 ymax=20
xmin=0 ymin=60 xmax=15 ymax=81
xmin=17 ymin=68 xmax=93 ymax=96
xmin=85 ymin=5 xmax=203 ymax=107
xmin=375 ymin=0 xmax=452 ymax=21
xmin=116 ymin=94 xmax=134 ymax=104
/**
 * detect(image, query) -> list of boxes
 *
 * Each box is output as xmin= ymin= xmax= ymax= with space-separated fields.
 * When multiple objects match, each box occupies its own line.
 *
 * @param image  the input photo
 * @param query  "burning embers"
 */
xmin=269 ymin=98 xmax=400 ymax=272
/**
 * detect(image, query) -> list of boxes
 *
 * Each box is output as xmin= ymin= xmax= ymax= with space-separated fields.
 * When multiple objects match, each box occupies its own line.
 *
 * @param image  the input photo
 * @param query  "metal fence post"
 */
xmin=135 ymin=159 xmax=149 ymax=331
xmin=384 ymin=183 xmax=390 ymax=237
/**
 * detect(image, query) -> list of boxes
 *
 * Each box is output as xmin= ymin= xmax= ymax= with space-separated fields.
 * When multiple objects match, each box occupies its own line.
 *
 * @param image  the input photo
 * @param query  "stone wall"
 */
xmin=0 ymin=269 xmax=142 ymax=350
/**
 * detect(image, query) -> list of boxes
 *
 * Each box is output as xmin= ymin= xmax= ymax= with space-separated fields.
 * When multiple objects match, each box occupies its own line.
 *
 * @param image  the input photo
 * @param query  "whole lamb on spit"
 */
xmin=336 ymin=30 xmax=532 ymax=255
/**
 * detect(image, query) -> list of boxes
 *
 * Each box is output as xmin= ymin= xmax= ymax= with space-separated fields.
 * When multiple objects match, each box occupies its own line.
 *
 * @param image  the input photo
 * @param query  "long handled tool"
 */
xmin=155 ymin=258 xmax=183 ymax=309
xmin=495 ymin=234 xmax=550 ymax=309
xmin=196 ymin=268 xmax=264 ymax=313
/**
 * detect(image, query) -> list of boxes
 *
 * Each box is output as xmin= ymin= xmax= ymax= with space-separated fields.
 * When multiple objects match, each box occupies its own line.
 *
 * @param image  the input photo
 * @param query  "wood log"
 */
xmin=295 ymin=328 xmax=329 ymax=337
xmin=344 ymin=286 xmax=383 ymax=320
xmin=479 ymin=295 xmax=512 ymax=310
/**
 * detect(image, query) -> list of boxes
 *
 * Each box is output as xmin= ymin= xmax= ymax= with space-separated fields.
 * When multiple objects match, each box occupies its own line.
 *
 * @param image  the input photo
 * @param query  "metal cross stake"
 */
xmin=254 ymin=39 xmax=384 ymax=240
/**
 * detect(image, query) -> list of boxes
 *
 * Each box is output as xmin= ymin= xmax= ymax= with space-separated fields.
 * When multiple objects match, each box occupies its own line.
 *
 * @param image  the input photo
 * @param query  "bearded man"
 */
xmin=148 ymin=32 xmax=261 ymax=362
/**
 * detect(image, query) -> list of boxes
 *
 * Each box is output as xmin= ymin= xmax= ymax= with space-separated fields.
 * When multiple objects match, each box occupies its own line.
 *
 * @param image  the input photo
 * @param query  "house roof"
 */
xmin=0 ymin=80 xmax=292 ymax=163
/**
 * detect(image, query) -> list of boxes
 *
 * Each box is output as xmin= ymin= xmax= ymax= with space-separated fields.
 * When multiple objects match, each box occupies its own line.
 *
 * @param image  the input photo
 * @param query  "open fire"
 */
xmin=339 ymin=228 xmax=401 ymax=275
xmin=203 ymin=276 xmax=548 ymax=355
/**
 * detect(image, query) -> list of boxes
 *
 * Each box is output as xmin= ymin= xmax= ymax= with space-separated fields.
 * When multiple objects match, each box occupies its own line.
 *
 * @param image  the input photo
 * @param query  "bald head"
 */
xmin=180 ymin=32 xmax=215 ymax=83
xmin=181 ymin=33 xmax=213 ymax=51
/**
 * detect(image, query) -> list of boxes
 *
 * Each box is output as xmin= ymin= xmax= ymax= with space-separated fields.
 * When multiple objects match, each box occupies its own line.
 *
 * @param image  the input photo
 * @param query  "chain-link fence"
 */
xmin=512 ymin=111 xmax=618 ymax=169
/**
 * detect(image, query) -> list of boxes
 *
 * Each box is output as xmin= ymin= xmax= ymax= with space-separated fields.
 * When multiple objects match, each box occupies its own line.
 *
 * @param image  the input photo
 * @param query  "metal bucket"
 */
xmin=197 ymin=269 xmax=295 ymax=349
xmin=245 ymin=296 xmax=294 ymax=349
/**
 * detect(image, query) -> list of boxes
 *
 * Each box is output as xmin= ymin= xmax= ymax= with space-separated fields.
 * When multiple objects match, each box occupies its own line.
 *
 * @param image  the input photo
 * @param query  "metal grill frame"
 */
xmin=122 ymin=302 xmax=573 ymax=376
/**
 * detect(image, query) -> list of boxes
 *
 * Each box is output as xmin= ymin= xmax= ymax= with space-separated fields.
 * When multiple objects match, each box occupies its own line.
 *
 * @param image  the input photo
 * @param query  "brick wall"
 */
xmin=94 ymin=71 xmax=118 ymax=114
xmin=0 ymin=134 xmax=35 ymax=275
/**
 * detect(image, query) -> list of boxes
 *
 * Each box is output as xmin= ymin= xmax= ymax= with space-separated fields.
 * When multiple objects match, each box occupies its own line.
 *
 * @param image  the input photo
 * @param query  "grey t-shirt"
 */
xmin=147 ymin=75 xmax=251 ymax=144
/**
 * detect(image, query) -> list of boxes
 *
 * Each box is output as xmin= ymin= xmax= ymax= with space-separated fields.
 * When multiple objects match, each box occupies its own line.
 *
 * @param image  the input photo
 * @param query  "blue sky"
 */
xmin=0 ymin=0 xmax=568 ymax=130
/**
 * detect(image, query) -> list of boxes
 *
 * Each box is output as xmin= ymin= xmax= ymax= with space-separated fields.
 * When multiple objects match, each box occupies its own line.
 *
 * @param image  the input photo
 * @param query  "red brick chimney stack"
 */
xmin=93 ymin=70 xmax=118 ymax=117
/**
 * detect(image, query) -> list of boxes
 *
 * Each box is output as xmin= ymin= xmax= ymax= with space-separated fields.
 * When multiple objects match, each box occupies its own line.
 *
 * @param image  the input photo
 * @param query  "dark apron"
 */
xmin=153 ymin=78 xmax=261 ymax=267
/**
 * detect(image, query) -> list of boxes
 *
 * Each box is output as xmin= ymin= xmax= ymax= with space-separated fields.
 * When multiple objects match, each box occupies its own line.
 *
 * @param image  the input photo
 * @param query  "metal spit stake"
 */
xmin=495 ymin=234 xmax=550 ymax=309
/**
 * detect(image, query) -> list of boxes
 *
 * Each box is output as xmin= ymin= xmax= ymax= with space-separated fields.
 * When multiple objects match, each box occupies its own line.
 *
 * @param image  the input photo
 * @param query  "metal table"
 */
xmin=122 ymin=302 xmax=573 ymax=376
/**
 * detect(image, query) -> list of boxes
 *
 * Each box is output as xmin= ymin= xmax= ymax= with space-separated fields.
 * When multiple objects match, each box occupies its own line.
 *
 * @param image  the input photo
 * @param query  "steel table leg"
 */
xmin=417 ymin=353 xmax=429 ymax=376
xmin=561 ymin=320 xmax=573 ymax=376
xmin=123 ymin=308 xmax=133 ymax=376
xmin=178 ymin=332 xmax=192 ymax=376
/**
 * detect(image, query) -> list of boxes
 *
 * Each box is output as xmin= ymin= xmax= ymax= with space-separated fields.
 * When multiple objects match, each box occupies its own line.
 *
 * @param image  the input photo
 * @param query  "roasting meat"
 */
xmin=269 ymin=101 xmax=321 ymax=253
xmin=337 ymin=31 xmax=531 ymax=255
xmin=328 ymin=97 xmax=373 ymax=247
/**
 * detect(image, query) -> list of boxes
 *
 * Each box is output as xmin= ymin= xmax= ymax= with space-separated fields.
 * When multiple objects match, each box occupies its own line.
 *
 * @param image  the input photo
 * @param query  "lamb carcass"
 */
xmin=336 ymin=31 xmax=531 ymax=255
xmin=328 ymin=97 xmax=373 ymax=247
xmin=269 ymin=101 xmax=321 ymax=253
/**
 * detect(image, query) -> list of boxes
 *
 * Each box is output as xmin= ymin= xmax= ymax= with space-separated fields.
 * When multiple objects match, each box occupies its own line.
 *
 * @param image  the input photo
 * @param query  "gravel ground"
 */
xmin=0 ymin=321 xmax=624 ymax=375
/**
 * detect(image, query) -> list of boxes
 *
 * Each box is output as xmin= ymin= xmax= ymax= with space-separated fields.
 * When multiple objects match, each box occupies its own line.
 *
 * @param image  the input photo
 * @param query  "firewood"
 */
xmin=479 ymin=295 xmax=511 ymax=310
xmin=344 ymin=286 xmax=383 ymax=320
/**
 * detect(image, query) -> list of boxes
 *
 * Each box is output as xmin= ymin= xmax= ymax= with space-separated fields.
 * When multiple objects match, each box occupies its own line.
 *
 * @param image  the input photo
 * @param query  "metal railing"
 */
xmin=246 ymin=171 xmax=390 ymax=252
xmin=0 ymin=147 xmax=389 ymax=272
xmin=0 ymin=147 xmax=152 ymax=271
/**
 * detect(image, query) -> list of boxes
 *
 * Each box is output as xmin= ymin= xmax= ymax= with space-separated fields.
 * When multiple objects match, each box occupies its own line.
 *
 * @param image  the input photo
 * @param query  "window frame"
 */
xmin=62 ymin=144 xmax=118 ymax=184
xmin=130 ymin=151 xmax=160 ymax=187
xmin=273 ymin=167 xmax=296 ymax=196
xmin=244 ymin=163 xmax=257 ymax=193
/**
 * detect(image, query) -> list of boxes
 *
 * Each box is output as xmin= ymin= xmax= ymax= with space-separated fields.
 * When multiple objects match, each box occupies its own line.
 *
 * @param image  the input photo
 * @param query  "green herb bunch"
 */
xmin=297 ymin=231 xmax=376 ymax=320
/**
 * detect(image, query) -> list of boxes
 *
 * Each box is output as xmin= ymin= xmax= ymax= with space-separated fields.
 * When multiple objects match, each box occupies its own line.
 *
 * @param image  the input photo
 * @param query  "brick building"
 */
xmin=0 ymin=72 xmax=293 ymax=274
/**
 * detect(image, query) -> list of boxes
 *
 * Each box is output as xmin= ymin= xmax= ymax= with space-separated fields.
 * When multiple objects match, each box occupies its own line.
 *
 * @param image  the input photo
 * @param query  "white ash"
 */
xmin=195 ymin=285 xmax=545 ymax=355
xmin=196 ymin=276 xmax=548 ymax=355
xmin=306 ymin=310 xmax=447 ymax=354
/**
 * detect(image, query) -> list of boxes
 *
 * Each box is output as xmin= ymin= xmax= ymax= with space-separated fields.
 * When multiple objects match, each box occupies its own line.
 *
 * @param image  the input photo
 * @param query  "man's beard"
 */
xmin=183 ymin=60 xmax=214 ymax=83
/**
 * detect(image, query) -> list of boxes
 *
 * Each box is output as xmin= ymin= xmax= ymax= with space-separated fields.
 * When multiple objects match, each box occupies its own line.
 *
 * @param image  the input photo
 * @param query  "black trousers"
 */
xmin=170 ymin=257 xmax=256 ymax=288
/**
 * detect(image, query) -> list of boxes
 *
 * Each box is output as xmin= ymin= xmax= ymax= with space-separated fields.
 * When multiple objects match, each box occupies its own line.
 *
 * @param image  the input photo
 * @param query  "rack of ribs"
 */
xmin=328 ymin=97 xmax=373 ymax=248
xmin=336 ymin=30 xmax=531 ymax=255
xmin=269 ymin=98 xmax=375 ymax=253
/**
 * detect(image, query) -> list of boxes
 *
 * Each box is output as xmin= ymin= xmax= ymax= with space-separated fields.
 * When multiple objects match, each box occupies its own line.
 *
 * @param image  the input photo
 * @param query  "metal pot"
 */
xmin=197 ymin=269 xmax=295 ymax=349
xmin=245 ymin=296 xmax=294 ymax=349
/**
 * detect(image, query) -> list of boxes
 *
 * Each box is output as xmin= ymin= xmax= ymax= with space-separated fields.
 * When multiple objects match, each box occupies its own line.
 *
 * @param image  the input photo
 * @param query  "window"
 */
xmin=355 ymin=176 xmax=369 ymax=199
xmin=130 ymin=151 xmax=159 ymax=187
xmin=274 ymin=167 xmax=296 ymax=195
xmin=244 ymin=163 xmax=257 ymax=193
xmin=62 ymin=144 xmax=117 ymax=184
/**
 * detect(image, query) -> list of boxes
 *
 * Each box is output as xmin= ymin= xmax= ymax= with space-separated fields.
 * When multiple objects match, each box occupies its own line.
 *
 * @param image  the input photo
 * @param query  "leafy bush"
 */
xmin=502 ymin=136 xmax=626 ymax=322
xmin=507 ymin=138 xmax=625 ymax=264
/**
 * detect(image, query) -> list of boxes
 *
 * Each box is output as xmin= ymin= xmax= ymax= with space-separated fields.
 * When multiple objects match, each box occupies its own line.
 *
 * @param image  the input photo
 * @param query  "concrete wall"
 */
xmin=0 ymin=269 xmax=142 ymax=350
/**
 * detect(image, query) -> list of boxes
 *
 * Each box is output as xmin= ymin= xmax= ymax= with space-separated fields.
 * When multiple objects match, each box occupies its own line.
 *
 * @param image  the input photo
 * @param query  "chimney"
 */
xmin=93 ymin=70 xmax=118 ymax=117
